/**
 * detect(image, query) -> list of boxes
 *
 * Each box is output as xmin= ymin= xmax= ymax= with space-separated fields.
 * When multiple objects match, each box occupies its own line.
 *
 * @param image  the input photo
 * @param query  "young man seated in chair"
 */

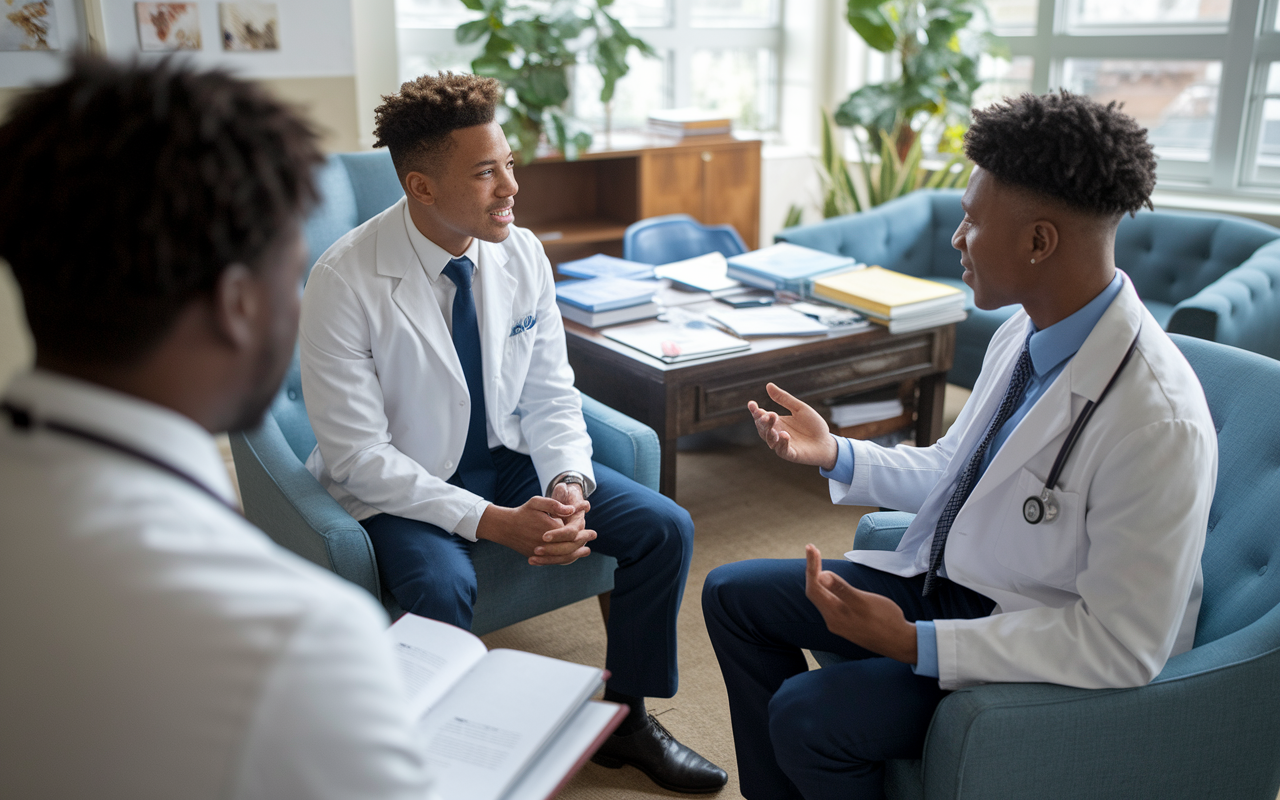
xmin=298 ymin=72 xmax=726 ymax=793
xmin=702 ymin=92 xmax=1218 ymax=799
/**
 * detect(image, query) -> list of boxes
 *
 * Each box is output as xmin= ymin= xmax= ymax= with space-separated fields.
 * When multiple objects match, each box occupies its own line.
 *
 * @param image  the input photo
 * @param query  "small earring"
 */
xmin=1030 ymin=258 xmax=1036 ymax=264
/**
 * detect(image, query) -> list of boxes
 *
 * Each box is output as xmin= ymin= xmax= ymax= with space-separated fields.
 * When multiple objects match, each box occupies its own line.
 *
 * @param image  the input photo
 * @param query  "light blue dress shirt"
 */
xmin=820 ymin=273 xmax=1124 ymax=677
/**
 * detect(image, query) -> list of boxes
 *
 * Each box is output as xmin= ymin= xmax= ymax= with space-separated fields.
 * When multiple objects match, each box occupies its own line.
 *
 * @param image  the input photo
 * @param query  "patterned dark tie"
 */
xmin=442 ymin=256 xmax=497 ymax=501
xmin=922 ymin=334 xmax=1034 ymax=595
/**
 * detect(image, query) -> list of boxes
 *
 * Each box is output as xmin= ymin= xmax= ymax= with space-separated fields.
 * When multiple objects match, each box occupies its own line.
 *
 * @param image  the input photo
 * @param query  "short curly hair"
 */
xmin=373 ymin=72 xmax=502 ymax=177
xmin=965 ymin=91 xmax=1157 ymax=217
xmin=0 ymin=55 xmax=322 ymax=367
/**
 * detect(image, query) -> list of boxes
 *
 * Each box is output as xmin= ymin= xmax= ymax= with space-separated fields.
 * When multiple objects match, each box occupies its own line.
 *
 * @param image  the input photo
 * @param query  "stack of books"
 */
xmin=726 ymin=242 xmax=860 ymax=294
xmin=810 ymin=266 xmax=967 ymax=334
xmin=555 ymin=276 xmax=662 ymax=328
xmin=557 ymin=253 xmax=655 ymax=281
xmin=648 ymin=108 xmax=733 ymax=138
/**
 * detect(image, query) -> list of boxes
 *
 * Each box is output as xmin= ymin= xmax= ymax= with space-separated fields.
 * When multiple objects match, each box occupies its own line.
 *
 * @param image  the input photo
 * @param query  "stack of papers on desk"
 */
xmin=557 ymin=253 xmax=656 ymax=280
xmin=811 ymin=267 xmax=967 ymax=334
xmin=708 ymin=306 xmax=830 ymax=337
xmin=604 ymin=319 xmax=750 ymax=363
xmin=726 ymin=243 xmax=859 ymax=294
xmin=654 ymin=252 xmax=742 ymax=293
xmin=556 ymin=277 xmax=662 ymax=327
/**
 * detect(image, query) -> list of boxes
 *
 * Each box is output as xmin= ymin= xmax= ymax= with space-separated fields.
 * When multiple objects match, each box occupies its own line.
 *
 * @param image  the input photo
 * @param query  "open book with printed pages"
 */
xmin=391 ymin=614 xmax=626 ymax=800
xmin=810 ymin=266 xmax=967 ymax=333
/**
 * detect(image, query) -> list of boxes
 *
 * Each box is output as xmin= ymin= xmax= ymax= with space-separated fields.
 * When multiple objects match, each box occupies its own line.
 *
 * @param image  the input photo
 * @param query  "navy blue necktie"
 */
xmin=922 ymin=335 xmax=1034 ymax=595
xmin=443 ymin=256 xmax=497 ymax=501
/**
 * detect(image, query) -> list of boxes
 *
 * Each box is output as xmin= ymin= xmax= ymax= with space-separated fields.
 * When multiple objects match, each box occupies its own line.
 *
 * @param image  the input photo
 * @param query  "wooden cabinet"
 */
xmin=511 ymin=134 xmax=762 ymax=266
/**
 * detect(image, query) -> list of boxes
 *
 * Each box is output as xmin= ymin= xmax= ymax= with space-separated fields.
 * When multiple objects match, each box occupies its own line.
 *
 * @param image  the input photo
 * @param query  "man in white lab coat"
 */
xmin=0 ymin=57 xmax=435 ymax=799
xmin=299 ymin=72 xmax=726 ymax=793
xmin=703 ymin=92 xmax=1217 ymax=799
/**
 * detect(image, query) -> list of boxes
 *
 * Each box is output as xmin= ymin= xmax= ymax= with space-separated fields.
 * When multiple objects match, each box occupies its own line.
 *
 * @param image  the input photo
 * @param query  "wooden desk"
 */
xmin=565 ymin=305 xmax=956 ymax=499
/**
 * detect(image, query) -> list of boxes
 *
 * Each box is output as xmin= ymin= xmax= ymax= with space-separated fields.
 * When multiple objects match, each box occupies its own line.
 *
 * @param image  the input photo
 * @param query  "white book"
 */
xmin=604 ymin=319 xmax=751 ymax=362
xmin=653 ymin=252 xmax=743 ymax=293
xmin=707 ymin=306 xmax=831 ymax=337
xmin=557 ymin=300 xmax=661 ymax=328
xmin=390 ymin=614 xmax=625 ymax=800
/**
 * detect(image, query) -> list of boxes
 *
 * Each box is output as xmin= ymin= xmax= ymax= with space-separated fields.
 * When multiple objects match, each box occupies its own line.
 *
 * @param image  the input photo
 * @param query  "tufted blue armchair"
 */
xmin=776 ymin=190 xmax=1280 ymax=388
xmin=817 ymin=335 xmax=1280 ymax=799
xmin=230 ymin=150 xmax=663 ymax=634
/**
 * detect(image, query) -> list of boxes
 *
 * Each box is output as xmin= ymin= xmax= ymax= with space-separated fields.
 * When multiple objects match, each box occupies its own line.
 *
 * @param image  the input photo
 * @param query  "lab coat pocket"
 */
xmin=498 ymin=321 xmax=535 ymax=412
xmin=993 ymin=467 xmax=1084 ymax=591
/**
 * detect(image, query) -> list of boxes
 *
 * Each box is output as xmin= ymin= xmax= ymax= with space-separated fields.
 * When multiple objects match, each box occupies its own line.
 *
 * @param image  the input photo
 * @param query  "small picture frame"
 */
xmin=219 ymin=2 xmax=279 ymax=51
xmin=135 ymin=3 xmax=203 ymax=52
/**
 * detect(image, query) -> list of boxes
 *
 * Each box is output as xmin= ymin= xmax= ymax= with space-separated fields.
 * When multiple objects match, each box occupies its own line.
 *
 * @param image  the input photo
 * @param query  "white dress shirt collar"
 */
xmin=401 ymin=202 xmax=483 ymax=281
xmin=3 ymin=368 xmax=236 ymax=505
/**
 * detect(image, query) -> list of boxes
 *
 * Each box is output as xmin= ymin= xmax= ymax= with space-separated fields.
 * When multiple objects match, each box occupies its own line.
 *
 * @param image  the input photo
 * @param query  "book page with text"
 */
xmin=417 ymin=649 xmax=604 ymax=800
xmin=389 ymin=614 xmax=489 ymax=720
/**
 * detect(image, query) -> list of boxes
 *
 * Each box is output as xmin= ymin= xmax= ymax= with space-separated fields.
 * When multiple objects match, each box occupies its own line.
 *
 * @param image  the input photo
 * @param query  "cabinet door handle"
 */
xmin=701 ymin=151 xmax=712 ymax=162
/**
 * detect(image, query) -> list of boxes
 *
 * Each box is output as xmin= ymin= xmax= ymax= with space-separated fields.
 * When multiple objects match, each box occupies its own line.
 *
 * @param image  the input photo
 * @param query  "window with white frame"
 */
xmin=394 ymin=0 xmax=784 ymax=133
xmin=974 ymin=0 xmax=1280 ymax=196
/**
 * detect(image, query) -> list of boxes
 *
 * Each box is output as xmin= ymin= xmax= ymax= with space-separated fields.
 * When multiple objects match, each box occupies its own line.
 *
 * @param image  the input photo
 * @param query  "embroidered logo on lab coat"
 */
xmin=510 ymin=314 xmax=537 ymax=337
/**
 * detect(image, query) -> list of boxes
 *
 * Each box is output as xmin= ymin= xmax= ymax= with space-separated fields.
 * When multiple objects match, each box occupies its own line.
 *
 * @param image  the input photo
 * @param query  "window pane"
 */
xmin=1069 ymin=0 xmax=1231 ymax=26
xmin=396 ymin=0 xmax=480 ymax=29
xmin=985 ymin=0 xmax=1038 ymax=35
xmin=690 ymin=0 xmax=778 ymax=27
xmin=608 ymin=0 xmax=670 ymax=27
xmin=1254 ymin=99 xmax=1280 ymax=174
xmin=574 ymin=50 xmax=671 ymax=130
xmin=973 ymin=55 xmax=1034 ymax=109
xmin=399 ymin=50 xmax=476 ymax=86
xmin=691 ymin=48 xmax=778 ymax=130
xmin=1267 ymin=61 xmax=1280 ymax=94
xmin=1062 ymin=59 xmax=1221 ymax=162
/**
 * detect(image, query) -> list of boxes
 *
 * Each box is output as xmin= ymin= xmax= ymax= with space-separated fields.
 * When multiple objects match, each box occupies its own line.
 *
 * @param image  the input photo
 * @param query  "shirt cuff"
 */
xmin=452 ymin=498 xmax=490 ymax=542
xmin=818 ymin=436 xmax=855 ymax=485
xmin=911 ymin=620 xmax=939 ymax=678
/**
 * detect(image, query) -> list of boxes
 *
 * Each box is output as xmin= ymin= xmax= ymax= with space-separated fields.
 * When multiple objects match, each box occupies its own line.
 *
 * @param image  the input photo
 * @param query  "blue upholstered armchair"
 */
xmin=229 ymin=150 xmax=662 ymax=634
xmin=776 ymin=190 xmax=1280 ymax=388
xmin=818 ymin=335 xmax=1280 ymax=799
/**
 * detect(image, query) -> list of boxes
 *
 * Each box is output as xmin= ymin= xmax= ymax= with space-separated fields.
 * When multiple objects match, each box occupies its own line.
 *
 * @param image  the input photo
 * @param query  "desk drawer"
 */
xmin=696 ymin=335 xmax=936 ymax=425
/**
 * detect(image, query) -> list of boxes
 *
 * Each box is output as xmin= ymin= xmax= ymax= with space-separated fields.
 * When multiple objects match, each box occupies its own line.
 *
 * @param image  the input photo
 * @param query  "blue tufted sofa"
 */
xmin=777 ymin=189 xmax=1280 ymax=388
xmin=229 ymin=150 xmax=663 ymax=634
xmin=817 ymin=335 xmax=1280 ymax=799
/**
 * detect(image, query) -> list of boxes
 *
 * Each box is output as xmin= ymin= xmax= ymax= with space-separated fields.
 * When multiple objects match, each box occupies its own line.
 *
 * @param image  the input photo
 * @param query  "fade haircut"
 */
xmin=0 ymin=55 xmax=322 ymax=366
xmin=964 ymin=91 xmax=1157 ymax=218
xmin=372 ymin=72 xmax=502 ymax=177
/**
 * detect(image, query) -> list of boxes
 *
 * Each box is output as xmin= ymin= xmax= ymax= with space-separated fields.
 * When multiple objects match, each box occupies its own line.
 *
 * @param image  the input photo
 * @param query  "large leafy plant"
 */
xmin=458 ymin=0 xmax=655 ymax=162
xmin=837 ymin=0 xmax=1004 ymax=159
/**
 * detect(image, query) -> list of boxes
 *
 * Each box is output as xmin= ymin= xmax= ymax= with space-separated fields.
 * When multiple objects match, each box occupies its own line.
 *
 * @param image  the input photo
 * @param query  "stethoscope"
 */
xmin=1021 ymin=325 xmax=1142 ymax=525
xmin=1 ymin=401 xmax=241 ymax=515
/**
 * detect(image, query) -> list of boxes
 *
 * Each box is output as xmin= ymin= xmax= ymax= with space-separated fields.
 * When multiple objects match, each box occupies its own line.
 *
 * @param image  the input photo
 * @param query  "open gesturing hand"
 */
xmin=804 ymin=544 xmax=918 ymax=665
xmin=747 ymin=382 xmax=839 ymax=469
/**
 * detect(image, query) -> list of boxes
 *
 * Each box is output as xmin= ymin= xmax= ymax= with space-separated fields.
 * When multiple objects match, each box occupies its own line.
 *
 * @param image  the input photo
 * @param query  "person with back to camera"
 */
xmin=298 ymin=71 xmax=727 ymax=793
xmin=0 ymin=56 xmax=440 ymax=799
xmin=701 ymin=91 xmax=1218 ymax=799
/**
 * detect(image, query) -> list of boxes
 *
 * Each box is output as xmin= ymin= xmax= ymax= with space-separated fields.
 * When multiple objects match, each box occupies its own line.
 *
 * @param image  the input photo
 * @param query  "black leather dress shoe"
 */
xmin=591 ymin=713 xmax=728 ymax=793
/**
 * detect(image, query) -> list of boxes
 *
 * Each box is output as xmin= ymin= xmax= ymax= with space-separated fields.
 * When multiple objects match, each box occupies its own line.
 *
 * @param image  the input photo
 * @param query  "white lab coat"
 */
xmin=299 ymin=197 xmax=593 ymax=539
xmin=836 ymin=274 xmax=1217 ymax=690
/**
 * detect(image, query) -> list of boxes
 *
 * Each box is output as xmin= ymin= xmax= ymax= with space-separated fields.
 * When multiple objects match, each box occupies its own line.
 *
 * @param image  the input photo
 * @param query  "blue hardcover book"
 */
xmin=727 ymin=243 xmax=858 ymax=293
xmin=554 ymin=277 xmax=661 ymax=313
xmin=557 ymin=253 xmax=656 ymax=280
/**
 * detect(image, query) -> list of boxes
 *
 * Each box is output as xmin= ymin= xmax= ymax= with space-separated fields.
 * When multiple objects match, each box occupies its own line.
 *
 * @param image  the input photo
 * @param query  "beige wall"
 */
xmin=258 ymin=75 xmax=361 ymax=155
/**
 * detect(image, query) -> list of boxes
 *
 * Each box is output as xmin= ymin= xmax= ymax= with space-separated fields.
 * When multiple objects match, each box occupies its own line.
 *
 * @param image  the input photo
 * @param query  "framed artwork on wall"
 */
xmin=219 ymin=2 xmax=278 ymax=51
xmin=0 ymin=0 xmax=60 ymax=51
xmin=135 ymin=3 xmax=202 ymax=51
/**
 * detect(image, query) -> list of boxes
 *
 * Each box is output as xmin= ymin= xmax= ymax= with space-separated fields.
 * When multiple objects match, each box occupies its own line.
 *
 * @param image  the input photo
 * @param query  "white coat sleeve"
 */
xmin=513 ymin=246 xmax=595 ymax=494
xmin=230 ymin=591 xmax=436 ymax=800
xmin=299 ymin=264 xmax=488 ymax=537
xmin=934 ymin=418 xmax=1216 ymax=689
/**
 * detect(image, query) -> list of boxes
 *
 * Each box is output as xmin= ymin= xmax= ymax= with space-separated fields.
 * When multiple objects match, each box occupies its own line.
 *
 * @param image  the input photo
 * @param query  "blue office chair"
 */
xmin=624 ymin=214 xmax=747 ymax=265
xmin=819 ymin=335 xmax=1280 ymax=799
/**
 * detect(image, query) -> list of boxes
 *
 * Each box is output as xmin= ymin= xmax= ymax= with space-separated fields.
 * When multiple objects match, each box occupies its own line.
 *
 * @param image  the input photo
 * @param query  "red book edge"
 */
xmin=540 ymin=701 xmax=628 ymax=800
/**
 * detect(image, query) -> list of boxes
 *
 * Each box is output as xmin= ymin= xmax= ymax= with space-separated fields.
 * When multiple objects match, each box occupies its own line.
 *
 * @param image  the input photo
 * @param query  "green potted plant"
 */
xmin=457 ymin=0 xmax=655 ymax=162
xmin=785 ymin=0 xmax=1003 ymax=227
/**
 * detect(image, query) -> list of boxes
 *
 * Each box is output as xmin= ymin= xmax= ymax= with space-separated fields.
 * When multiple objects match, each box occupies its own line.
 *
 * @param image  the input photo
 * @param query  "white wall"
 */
xmin=0 ymin=0 xmax=86 ymax=88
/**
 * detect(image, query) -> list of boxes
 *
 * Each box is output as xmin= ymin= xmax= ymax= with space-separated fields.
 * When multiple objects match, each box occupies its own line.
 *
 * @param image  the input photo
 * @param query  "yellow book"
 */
xmin=812 ymin=266 xmax=964 ymax=319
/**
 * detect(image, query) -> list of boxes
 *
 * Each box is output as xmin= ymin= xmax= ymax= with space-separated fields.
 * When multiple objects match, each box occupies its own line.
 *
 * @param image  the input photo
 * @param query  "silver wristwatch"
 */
xmin=548 ymin=471 xmax=588 ymax=498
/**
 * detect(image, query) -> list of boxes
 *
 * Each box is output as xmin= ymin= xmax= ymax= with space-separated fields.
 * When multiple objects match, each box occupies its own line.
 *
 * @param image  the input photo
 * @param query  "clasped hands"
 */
xmin=476 ymin=481 xmax=595 ymax=566
xmin=750 ymin=382 xmax=918 ymax=665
